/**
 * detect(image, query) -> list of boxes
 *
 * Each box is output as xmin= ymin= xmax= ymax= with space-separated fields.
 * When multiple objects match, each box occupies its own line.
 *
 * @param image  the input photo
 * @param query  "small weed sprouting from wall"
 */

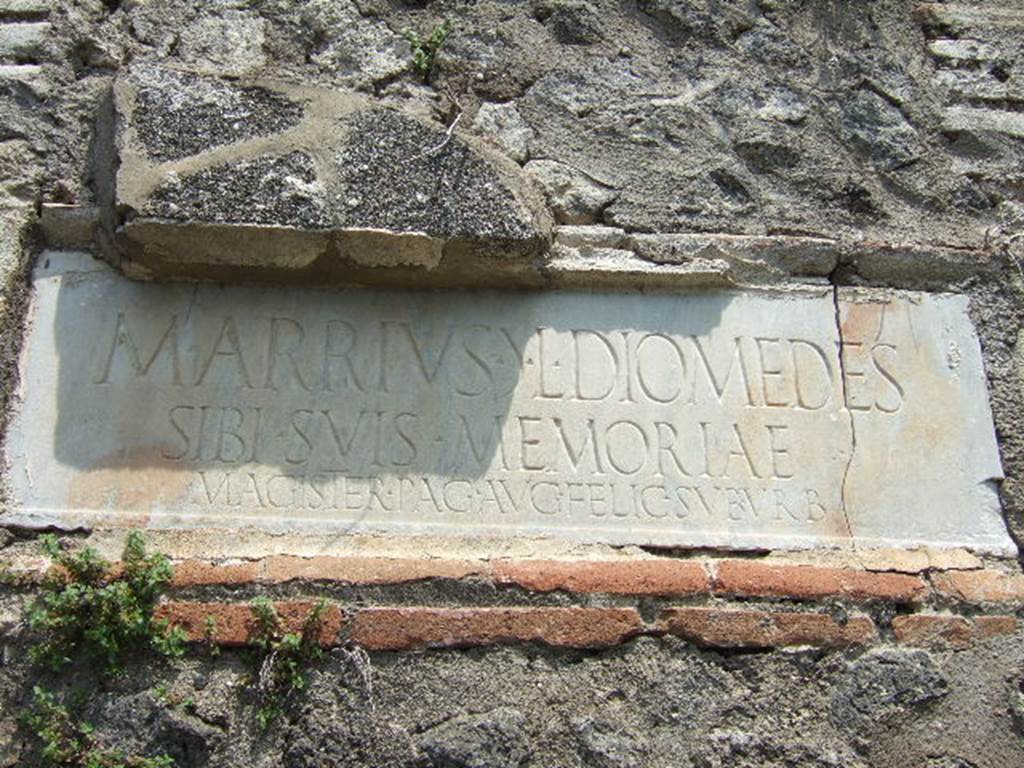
xmin=21 ymin=686 xmax=175 ymax=768
xmin=248 ymin=596 xmax=329 ymax=730
xmin=404 ymin=20 xmax=453 ymax=81
xmin=27 ymin=532 xmax=185 ymax=674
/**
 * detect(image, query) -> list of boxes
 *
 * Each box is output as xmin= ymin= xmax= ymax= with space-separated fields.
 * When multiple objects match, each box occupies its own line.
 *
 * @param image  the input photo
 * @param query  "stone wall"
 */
xmin=1 ymin=1 xmax=1024 ymax=766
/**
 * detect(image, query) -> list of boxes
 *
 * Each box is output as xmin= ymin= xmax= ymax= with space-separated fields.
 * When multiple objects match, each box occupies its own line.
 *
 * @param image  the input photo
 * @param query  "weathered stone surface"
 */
xmin=524 ymin=159 xmax=617 ymax=224
xmin=0 ymin=21 xmax=47 ymax=62
xmin=829 ymin=649 xmax=949 ymax=733
xmin=102 ymin=67 xmax=551 ymax=280
xmin=419 ymin=707 xmax=530 ymax=768
xmin=572 ymin=717 xmax=643 ymax=768
xmin=1 ymin=252 xmax=1013 ymax=555
xmin=177 ymin=11 xmax=267 ymax=77
xmin=472 ymin=101 xmax=534 ymax=164
xmin=300 ymin=0 xmax=410 ymax=87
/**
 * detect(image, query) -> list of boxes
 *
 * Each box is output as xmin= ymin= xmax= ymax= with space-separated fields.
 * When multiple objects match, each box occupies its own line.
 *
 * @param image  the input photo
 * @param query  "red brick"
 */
xmin=892 ymin=614 xmax=973 ymax=649
xmin=893 ymin=613 xmax=1020 ymax=648
xmin=156 ymin=600 xmax=344 ymax=647
xmin=261 ymin=555 xmax=487 ymax=584
xmin=349 ymin=607 xmax=643 ymax=651
xmin=931 ymin=570 xmax=1024 ymax=605
xmin=714 ymin=561 xmax=927 ymax=602
xmin=169 ymin=556 xmax=487 ymax=587
xmin=658 ymin=607 xmax=877 ymax=649
xmin=494 ymin=559 xmax=708 ymax=596
xmin=974 ymin=615 xmax=1019 ymax=640
xmin=171 ymin=560 xmax=260 ymax=586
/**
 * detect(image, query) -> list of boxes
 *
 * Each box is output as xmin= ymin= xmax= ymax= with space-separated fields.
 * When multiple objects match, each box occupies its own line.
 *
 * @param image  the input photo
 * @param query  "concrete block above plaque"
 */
xmin=2 ymin=251 xmax=1014 ymax=555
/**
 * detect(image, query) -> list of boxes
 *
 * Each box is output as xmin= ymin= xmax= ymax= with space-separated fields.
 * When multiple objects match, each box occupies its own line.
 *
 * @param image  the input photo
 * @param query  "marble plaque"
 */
xmin=1 ymin=251 xmax=1014 ymax=554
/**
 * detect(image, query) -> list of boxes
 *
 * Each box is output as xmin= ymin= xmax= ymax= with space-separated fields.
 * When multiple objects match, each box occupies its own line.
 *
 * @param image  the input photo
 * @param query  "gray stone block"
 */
xmin=0 ymin=21 xmax=47 ymax=62
xmin=100 ymin=66 xmax=551 ymax=282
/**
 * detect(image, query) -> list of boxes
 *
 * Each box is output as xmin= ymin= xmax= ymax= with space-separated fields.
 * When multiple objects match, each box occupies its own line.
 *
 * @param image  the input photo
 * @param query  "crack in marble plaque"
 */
xmin=1 ymin=251 xmax=1014 ymax=555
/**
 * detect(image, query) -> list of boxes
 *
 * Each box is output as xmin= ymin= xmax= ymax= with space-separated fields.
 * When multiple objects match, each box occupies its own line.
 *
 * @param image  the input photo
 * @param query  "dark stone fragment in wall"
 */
xmin=689 ymin=730 xmax=865 ymax=768
xmin=828 ymin=649 xmax=948 ymax=733
xmin=336 ymin=109 xmax=537 ymax=244
xmin=926 ymin=758 xmax=979 ymax=768
xmin=734 ymin=138 xmax=801 ymax=174
xmin=87 ymin=691 xmax=218 ymax=768
xmin=708 ymin=168 xmax=753 ymax=209
xmin=283 ymin=716 xmax=358 ymax=768
xmin=145 ymin=151 xmax=331 ymax=228
xmin=535 ymin=0 xmax=604 ymax=45
xmin=129 ymin=67 xmax=304 ymax=162
xmin=734 ymin=21 xmax=808 ymax=68
xmin=149 ymin=709 xmax=219 ymax=768
xmin=573 ymin=717 xmax=643 ymax=768
xmin=1010 ymin=673 xmax=1024 ymax=738
xmin=636 ymin=0 xmax=754 ymax=44
xmin=419 ymin=707 xmax=531 ymax=768
xmin=839 ymin=90 xmax=921 ymax=171
xmin=950 ymin=179 xmax=995 ymax=212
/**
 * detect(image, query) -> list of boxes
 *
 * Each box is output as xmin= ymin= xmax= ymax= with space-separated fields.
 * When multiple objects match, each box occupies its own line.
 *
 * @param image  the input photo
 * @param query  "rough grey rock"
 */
xmin=691 ymin=730 xmax=864 ymax=768
xmin=335 ymin=108 xmax=540 ymax=246
xmin=419 ymin=707 xmax=531 ymax=768
xmin=149 ymin=708 xmax=220 ymax=767
xmin=473 ymin=101 xmax=534 ymax=164
xmin=829 ymin=649 xmax=949 ymax=733
xmin=0 ymin=22 xmax=49 ymax=62
xmin=146 ymin=152 xmax=329 ymax=229
xmin=573 ymin=717 xmax=643 ymax=768
xmin=0 ymin=596 xmax=22 ymax=640
xmin=301 ymin=0 xmax=410 ymax=87
xmin=735 ymin=21 xmax=808 ymax=68
xmin=536 ymin=0 xmax=604 ymax=45
xmin=926 ymin=758 xmax=979 ymax=768
xmin=0 ymin=716 xmax=19 ymax=768
xmin=839 ymin=90 xmax=921 ymax=171
xmin=126 ymin=67 xmax=304 ymax=163
xmin=177 ymin=11 xmax=268 ymax=78
xmin=1010 ymin=674 xmax=1024 ymax=738
xmin=524 ymin=159 xmax=617 ymax=224
xmin=636 ymin=0 xmax=753 ymax=43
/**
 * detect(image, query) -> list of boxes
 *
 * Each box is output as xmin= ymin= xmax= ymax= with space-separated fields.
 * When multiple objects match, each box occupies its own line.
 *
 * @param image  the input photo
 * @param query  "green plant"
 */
xmin=249 ymin=597 xmax=328 ymax=729
xmin=404 ymin=19 xmax=453 ymax=80
xmin=21 ymin=686 xmax=175 ymax=768
xmin=202 ymin=615 xmax=220 ymax=658
xmin=27 ymin=532 xmax=185 ymax=674
xmin=0 ymin=560 xmax=15 ymax=586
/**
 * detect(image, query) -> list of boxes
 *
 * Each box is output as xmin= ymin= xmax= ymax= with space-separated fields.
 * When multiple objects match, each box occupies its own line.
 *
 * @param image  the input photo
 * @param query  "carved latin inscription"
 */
xmin=2 ymin=253 xmax=1014 ymax=554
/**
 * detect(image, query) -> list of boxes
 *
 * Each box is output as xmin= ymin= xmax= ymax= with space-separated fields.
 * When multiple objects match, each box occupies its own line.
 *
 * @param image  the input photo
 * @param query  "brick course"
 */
xmin=494 ymin=559 xmax=708 ymax=595
xmin=15 ymin=554 xmax=1024 ymax=654
xmin=658 ymin=607 xmax=878 ymax=649
xmin=156 ymin=600 xmax=345 ymax=646
xmin=713 ymin=561 xmax=928 ymax=602
xmin=892 ymin=613 xmax=1018 ymax=649
xmin=349 ymin=607 xmax=644 ymax=650
xmin=931 ymin=570 xmax=1024 ymax=604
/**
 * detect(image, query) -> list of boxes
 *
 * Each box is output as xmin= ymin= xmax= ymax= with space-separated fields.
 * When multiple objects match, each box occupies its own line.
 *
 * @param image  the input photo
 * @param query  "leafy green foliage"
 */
xmin=249 ymin=597 xmax=328 ymax=729
xmin=27 ymin=533 xmax=185 ymax=674
xmin=404 ymin=20 xmax=453 ymax=80
xmin=21 ymin=686 xmax=175 ymax=768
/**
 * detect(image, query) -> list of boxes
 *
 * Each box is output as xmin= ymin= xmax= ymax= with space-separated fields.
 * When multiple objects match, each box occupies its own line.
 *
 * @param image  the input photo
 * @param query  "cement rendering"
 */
xmin=2 ymin=251 xmax=1013 ymax=555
